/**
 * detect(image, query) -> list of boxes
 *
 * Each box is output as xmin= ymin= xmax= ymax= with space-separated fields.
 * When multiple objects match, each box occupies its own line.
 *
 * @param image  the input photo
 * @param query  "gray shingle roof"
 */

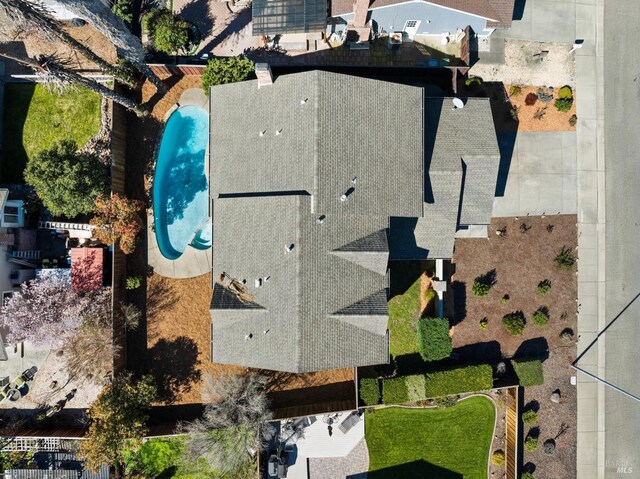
xmin=209 ymin=73 xmax=499 ymax=372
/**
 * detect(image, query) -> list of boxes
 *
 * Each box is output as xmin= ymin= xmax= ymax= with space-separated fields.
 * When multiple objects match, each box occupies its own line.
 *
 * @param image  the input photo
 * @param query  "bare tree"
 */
xmin=0 ymin=52 xmax=147 ymax=116
xmin=65 ymin=319 xmax=118 ymax=381
xmin=48 ymin=0 xmax=167 ymax=93
xmin=0 ymin=0 xmax=134 ymax=87
xmin=180 ymin=374 xmax=275 ymax=476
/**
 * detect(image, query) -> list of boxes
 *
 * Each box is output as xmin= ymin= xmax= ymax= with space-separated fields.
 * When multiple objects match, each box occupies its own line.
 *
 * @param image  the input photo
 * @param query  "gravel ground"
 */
xmin=451 ymin=215 xmax=578 ymax=479
xmin=470 ymin=40 xmax=576 ymax=87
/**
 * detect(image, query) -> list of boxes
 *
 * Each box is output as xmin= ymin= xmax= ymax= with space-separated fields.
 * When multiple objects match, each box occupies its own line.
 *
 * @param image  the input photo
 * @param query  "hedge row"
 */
xmin=511 ymin=359 xmax=544 ymax=387
xmin=359 ymin=378 xmax=381 ymax=406
xmin=417 ymin=317 xmax=452 ymax=362
xmin=379 ymin=364 xmax=494 ymax=404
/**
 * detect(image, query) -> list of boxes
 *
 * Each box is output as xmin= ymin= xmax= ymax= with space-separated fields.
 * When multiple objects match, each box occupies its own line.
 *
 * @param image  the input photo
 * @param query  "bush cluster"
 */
xmin=522 ymin=409 xmax=538 ymax=425
xmin=537 ymin=280 xmax=551 ymax=295
xmin=125 ymin=275 xmax=142 ymax=290
xmin=202 ymin=56 xmax=255 ymax=95
xmin=491 ymin=449 xmax=505 ymax=466
xmin=472 ymin=281 xmax=490 ymax=297
xmin=416 ymin=317 xmax=452 ymax=362
xmin=145 ymin=9 xmax=189 ymax=54
xmin=380 ymin=364 xmax=494 ymax=404
xmin=555 ymin=246 xmax=576 ymax=271
xmin=359 ymin=378 xmax=380 ymax=406
xmin=382 ymin=377 xmax=409 ymax=404
xmin=512 ymin=359 xmax=544 ymax=387
xmin=502 ymin=312 xmax=526 ymax=336
xmin=524 ymin=434 xmax=539 ymax=452
xmin=531 ymin=309 xmax=550 ymax=327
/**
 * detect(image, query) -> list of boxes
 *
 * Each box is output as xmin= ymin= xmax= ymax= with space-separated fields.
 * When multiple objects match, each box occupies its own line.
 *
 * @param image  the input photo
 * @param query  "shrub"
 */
xmin=123 ymin=437 xmax=184 ymax=478
xmin=112 ymin=0 xmax=133 ymax=25
xmin=509 ymin=85 xmax=522 ymax=97
xmin=465 ymin=76 xmax=483 ymax=87
xmin=524 ymin=92 xmax=538 ymax=106
xmin=424 ymin=364 xmax=493 ymax=398
xmin=472 ymin=281 xmax=490 ymax=297
xmin=522 ymin=409 xmax=538 ymax=425
xmin=536 ymin=87 xmax=554 ymax=103
xmin=537 ymin=280 xmax=551 ymax=295
xmin=501 ymin=295 xmax=510 ymax=304
xmin=558 ymin=85 xmax=573 ymax=99
xmin=147 ymin=10 xmax=189 ymax=54
xmin=382 ymin=377 xmax=409 ymax=404
xmin=512 ymin=359 xmax=544 ymax=387
xmin=417 ymin=317 xmax=452 ymax=361
xmin=202 ymin=56 xmax=255 ymax=95
xmin=359 ymin=378 xmax=380 ymax=406
xmin=521 ymin=472 xmax=534 ymax=479
xmin=121 ymin=303 xmax=141 ymax=330
xmin=569 ymin=114 xmax=578 ymax=126
xmin=491 ymin=449 xmax=505 ymax=466
xmin=479 ymin=317 xmax=488 ymax=330
xmin=405 ymin=374 xmax=427 ymax=402
xmin=554 ymin=98 xmax=573 ymax=112
xmin=509 ymin=106 xmax=519 ymax=121
xmin=531 ymin=309 xmax=549 ymax=327
xmin=524 ymin=434 xmax=539 ymax=452
xmin=24 ymin=140 xmax=108 ymax=218
xmin=502 ymin=312 xmax=526 ymax=336
xmin=125 ymin=276 xmax=142 ymax=290
xmin=555 ymin=246 xmax=576 ymax=271
xmin=91 ymin=194 xmax=144 ymax=255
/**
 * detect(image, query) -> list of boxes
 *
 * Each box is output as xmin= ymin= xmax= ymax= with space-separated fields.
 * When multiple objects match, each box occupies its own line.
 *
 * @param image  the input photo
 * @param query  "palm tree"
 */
xmin=0 ymin=0 xmax=135 ymax=87
xmin=48 ymin=0 xmax=167 ymax=93
xmin=0 ymin=52 xmax=147 ymax=117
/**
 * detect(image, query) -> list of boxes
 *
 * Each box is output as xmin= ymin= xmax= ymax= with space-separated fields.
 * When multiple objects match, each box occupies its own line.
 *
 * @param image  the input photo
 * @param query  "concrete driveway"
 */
xmin=493 ymin=131 xmax=577 ymax=217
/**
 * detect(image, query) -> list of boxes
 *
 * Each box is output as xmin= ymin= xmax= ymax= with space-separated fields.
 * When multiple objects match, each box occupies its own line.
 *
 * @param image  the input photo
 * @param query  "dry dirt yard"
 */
xmin=471 ymin=39 xmax=576 ymax=87
xmin=451 ymin=215 xmax=577 ymax=479
xmin=145 ymin=273 xmax=356 ymax=416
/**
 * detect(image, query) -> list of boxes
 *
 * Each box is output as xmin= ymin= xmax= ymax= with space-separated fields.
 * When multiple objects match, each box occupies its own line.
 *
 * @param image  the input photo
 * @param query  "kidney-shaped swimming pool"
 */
xmin=153 ymin=105 xmax=210 ymax=260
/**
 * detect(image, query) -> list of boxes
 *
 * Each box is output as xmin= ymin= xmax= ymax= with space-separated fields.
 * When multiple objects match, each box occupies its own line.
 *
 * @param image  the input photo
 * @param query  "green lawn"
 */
xmin=388 ymin=276 xmax=422 ymax=357
xmin=366 ymin=396 xmax=496 ymax=479
xmin=1 ymin=83 xmax=101 ymax=183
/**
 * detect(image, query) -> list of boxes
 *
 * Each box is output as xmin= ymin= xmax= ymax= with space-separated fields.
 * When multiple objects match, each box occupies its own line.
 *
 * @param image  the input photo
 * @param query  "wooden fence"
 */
xmin=505 ymin=386 xmax=520 ymax=479
xmin=149 ymin=64 xmax=205 ymax=77
xmin=110 ymin=98 xmax=128 ymax=374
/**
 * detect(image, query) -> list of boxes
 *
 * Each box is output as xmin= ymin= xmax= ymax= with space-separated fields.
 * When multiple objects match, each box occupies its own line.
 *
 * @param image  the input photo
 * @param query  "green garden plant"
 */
xmin=524 ymin=434 xmax=539 ymax=452
xmin=522 ymin=409 xmax=538 ymax=425
xmin=382 ymin=377 xmax=409 ymax=404
xmin=554 ymin=98 xmax=573 ymax=112
xmin=201 ymin=56 xmax=255 ymax=95
xmin=359 ymin=378 xmax=380 ymax=406
xmin=111 ymin=0 xmax=133 ymax=25
xmin=424 ymin=364 xmax=493 ymax=398
xmin=479 ymin=317 xmax=488 ymax=330
xmin=491 ymin=449 xmax=505 ymax=466
xmin=502 ymin=312 xmax=526 ymax=336
xmin=465 ymin=76 xmax=483 ymax=87
xmin=537 ymin=280 xmax=551 ymax=295
xmin=512 ymin=359 xmax=544 ymax=387
xmin=569 ymin=114 xmax=578 ymax=126
xmin=501 ymin=295 xmax=510 ymax=304
xmin=509 ymin=85 xmax=522 ymax=97
xmin=521 ymin=472 xmax=534 ymax=479
xmin=24 ymin=140 xmax=107 ymax=217
xmin=416 ymin=317 xmax=452 ymax=361
xmin=558 ymin=86 xmax=573 ymax=99
xmin=125 ymin=275 xmax=142 ymax=290
xmin=555 ymin=246 xmax=576 ymax=271
xmin=472 ymin=281 xmax=490 ymax=296
xmin=531 ymin=308 xmax=550 ymax=327
xmin=145 ymin=9 xmax=189 ymax=54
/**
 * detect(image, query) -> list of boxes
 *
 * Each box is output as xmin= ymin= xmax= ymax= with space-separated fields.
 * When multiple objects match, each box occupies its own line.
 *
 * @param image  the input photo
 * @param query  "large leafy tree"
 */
xmin=90 ymin=194 xmax=144 ymax=254
xmin=24 ymin=139 xmax=108 ymax=218
xmin=201 ymin=56 xmax=255 ymax=95
xmin=146 ymin=9 xmax=189 ymax=54
xmin=79 ymin=373 xmax=158 ymax=473
xmin=181 ymin=374 xmax=274 ymax=476
xmin=0 ymin=275 xmax=111 ymax=348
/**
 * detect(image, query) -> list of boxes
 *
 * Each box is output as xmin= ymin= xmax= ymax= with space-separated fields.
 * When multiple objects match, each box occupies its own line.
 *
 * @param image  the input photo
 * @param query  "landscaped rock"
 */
xmin=544 ymin=439 xmax=556 ymax=455
xmin=551 ymin=390 xmax=561 ymax=403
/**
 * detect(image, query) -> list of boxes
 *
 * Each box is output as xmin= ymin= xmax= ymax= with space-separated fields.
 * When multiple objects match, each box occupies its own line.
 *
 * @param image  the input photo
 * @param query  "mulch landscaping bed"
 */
xmin=451 ymin=215 xmax=577 ymax=479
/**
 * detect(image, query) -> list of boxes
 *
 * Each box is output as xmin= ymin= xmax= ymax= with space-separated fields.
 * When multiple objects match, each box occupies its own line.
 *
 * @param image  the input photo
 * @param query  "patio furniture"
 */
xmin=338 ymin=411 xmax=362 ymax=434
xmin=0 ymin=376 xmax=9 ymax=388
xmin=7 ymin=388 xmax=21 ymax=401
xmin=22 ymin=366 xmax=38 ymax=381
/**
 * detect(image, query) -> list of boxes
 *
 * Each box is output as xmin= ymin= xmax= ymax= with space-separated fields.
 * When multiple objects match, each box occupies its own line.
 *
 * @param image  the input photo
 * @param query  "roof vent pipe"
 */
xmin=285 ymin=244 xmax=294 ymax=253
xmin=301 ymin=98 xmax=308 ymax=105
xmin=316 ymin=215 xmax=326 ymax=224
xmin=276 ymin=129 xmax=283 ymax=135
xmin=255 ymin=63 xmax=273 ymax=88
xmin=260 ymin=130 xmax=266 ymax=137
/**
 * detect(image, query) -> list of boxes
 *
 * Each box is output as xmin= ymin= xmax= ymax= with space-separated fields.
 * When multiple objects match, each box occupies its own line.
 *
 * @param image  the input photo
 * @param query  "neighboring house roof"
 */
xmin=331 ymin=0 xmax=516 ymax=28
xmin=209 ymin=71 xmax=423 ymax=372
xmin=6 ymin=452 xmax=110 ymax=479
xmin=71 ymin=247 xmax=105 ymax=291
xmin=253 ymin=0 xmax=328 ymax=35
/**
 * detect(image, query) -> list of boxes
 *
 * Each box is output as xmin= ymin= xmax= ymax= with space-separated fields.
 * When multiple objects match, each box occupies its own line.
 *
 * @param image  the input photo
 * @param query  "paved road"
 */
xmin=602 ymin=1 xmax=640 ymax=477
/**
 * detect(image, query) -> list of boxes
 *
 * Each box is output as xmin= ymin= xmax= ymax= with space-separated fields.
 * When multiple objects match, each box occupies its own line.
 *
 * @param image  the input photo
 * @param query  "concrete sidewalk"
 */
xmin=494 ymin=0 xmax=605 ymax=477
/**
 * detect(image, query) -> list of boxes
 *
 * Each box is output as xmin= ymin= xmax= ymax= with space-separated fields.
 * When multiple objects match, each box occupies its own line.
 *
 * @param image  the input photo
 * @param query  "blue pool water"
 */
xmin=153 ymin=105 xmax=210 ymax=260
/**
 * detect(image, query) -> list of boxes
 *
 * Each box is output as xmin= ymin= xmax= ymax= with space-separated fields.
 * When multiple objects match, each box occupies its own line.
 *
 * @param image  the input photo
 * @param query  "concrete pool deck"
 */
xmin=147 ymin=88 xmax=212 ymax=279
